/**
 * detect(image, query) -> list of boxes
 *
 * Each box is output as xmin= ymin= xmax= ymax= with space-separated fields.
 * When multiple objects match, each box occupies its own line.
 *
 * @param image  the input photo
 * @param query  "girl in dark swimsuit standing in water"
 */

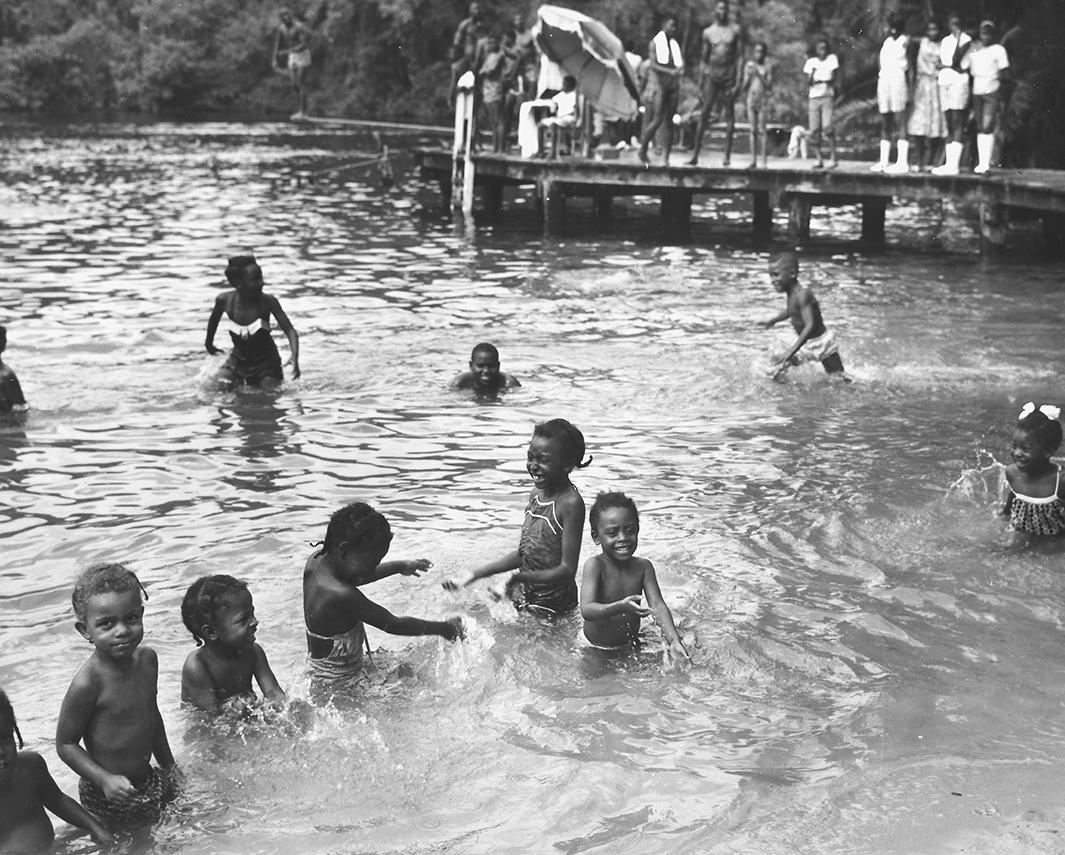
xmin=204 ymin=255 xmax=300 ymax=389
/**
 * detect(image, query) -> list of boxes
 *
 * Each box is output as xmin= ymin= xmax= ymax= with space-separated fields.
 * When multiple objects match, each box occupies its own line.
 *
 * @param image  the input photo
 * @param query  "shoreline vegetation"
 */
xmin=0 ymin=0 xmax=1062 ymax=167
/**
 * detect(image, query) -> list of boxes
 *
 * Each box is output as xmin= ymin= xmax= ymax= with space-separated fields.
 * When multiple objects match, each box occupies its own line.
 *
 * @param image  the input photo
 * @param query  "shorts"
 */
xmin=288 ymin=49 xmax=311 ymax=70
xmin=973 ymin=92 xmax=1000 ymax=134
xmin=796 ymin=329 xmax=840 ymax=364
xmin=79 ymin=766 xmax=178 ymax=831
xmin=700 ymin=75 xmax=738 ymax=112
xmin=939 ymin=74 xmax=969 ymax=112
xmin=746 ymin=97 xmax=766 ymax=133
xmin=808 ymin=95 xmax=834 ymax=139
xmin=877 ymin=72 xmax=908 ymax=114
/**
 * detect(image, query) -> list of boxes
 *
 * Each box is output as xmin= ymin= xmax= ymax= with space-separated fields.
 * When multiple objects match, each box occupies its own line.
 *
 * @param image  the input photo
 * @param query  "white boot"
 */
xmin=974 ymin=133 xmax=995 ymax=174
xmin=931 ymin=141 xmax=962 ymax=175
xmin=870 ymin=139 xmax=891 ymax=172
xmin=885 ymin=139 xmax=910 ymax=174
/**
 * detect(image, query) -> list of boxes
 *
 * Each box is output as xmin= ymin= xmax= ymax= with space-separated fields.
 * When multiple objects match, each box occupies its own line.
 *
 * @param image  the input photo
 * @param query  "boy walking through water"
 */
xmin=761 ymin=251 xmax=847 ymax=380
xmin=688 ymin=0 xmax=744 ymax=166
xmin=274 ymin=8 xmax=311 ymax=120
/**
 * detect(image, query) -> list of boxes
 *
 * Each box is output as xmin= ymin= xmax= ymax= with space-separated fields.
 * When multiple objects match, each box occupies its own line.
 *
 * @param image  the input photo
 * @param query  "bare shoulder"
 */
xmin=182 ymin=647 xmax=207 ymax=674
xmin=450 ymin=372 xmax=474 ymax=389
xmin=504 ymin=373 xmax=521 ymax=388
xmin=135 ymin=646 xmax=159 ymax=679
xmin=582 ymin=553 xmax=605 ymax=574
xmin=19 ymin=750 xmax=48 ymax=779
xmin=560 ymin=486 xmax=585 ymax=514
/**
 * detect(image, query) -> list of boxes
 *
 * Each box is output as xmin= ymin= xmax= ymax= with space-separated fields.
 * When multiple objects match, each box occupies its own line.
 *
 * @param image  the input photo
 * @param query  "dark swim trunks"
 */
xmin=224 ymin=326 xmax=283 ymax=386
xmin=79 ymin=765 xmax=177 ymax=830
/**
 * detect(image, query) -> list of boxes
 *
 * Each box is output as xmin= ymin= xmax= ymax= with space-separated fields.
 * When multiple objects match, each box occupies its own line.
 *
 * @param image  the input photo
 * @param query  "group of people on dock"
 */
xmin=450 ymin=1 xmax=1015 ymax=175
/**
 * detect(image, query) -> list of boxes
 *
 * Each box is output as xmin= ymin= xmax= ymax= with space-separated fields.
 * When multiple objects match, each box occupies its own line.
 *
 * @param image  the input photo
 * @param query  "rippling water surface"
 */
xmin=2 ymin=119 xmax=1064 ymax=854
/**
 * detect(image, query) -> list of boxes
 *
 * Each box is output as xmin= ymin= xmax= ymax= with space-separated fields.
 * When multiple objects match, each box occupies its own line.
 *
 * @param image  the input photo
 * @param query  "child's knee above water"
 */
xmin=1002 ymin=402 xmax=1065 ymax=536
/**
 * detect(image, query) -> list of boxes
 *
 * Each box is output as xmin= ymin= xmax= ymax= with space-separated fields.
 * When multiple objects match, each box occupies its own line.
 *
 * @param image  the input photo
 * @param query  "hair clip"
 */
xmin=1019 ymin=402 xmax=1061 ymax=421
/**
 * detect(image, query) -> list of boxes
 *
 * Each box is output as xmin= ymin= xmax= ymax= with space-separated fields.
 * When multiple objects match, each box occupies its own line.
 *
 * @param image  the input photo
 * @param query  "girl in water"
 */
xmin=1001 ymin=403 xmax=1065 ymax=536
xmin=205 ymin=255 xmax=300 ymax=389
xmin=303 ymin=502 xmax=464 ymax=681
xmin=443 ymin=418 xmax=589 ymax=615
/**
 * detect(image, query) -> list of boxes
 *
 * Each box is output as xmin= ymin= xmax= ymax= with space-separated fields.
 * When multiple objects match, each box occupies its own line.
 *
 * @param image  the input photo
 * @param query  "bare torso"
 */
xmin=0 ymin=753 xmax=55 ymax=853
xmin=583 ymin=555 xmax=649 ymax=647
xmin=703 ymin=22 xmax=742 ymax=82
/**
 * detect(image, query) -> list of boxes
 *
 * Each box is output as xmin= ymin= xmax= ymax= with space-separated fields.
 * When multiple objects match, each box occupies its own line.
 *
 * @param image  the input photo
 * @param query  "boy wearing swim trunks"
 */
xmin=56 ymin=564 xmax=178 ymax=832
xmin=762 ymin=251 xmax=847 ymax=380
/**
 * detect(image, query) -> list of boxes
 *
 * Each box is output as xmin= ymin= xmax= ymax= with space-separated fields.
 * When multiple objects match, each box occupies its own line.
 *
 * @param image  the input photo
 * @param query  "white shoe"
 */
xmin=870 ymin=139 xmax=891 ymax=172
xmin=885 ymin=140 xmax=909 ymax=173
xmin=870 ymin=161 xmax=887 ymax=172
xmin=974 ymin=133 xmax=994 ymax=174
xmin=931 ymin=141 xmax=962 ymax=175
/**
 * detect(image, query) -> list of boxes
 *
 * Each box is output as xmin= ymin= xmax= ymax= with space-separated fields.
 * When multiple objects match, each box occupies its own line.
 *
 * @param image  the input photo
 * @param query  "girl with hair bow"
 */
xmin=1001 ymin=402 xmax=1065 ymax=536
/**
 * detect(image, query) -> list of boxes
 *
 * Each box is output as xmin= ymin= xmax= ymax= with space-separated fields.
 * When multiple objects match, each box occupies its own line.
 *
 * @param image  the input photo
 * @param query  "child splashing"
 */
xmin=303 ymin=503 xmax=464 ymax=683
xmin=444 ymin=418 xmax=589 ymax=616
xmin=204 ymin=255 xmax=300 ymax=389
xmin=1001 ymin=403 xmax=1065 ymax=536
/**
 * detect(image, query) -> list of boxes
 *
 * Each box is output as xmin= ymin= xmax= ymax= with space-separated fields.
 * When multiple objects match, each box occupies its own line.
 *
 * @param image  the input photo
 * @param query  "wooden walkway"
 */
xmin=415 ymin=146 xmax=1065 ymax=253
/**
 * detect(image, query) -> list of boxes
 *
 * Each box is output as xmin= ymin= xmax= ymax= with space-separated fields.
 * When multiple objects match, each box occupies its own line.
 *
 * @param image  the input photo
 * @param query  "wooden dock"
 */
xmin=415 ymin=146 xmax=1065 ymax=253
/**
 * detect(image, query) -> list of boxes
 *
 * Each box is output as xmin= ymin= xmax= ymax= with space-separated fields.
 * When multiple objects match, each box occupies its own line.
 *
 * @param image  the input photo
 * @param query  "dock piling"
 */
xmin=786 ymin=195 xmax=812 ymax=243
xmin=980 ymin=202 xmax=1007 ymax=253
xmin=752 ymin=190 xmax=772 ymax=237
xmin=861 ymin=198 xmax=887 ymax=243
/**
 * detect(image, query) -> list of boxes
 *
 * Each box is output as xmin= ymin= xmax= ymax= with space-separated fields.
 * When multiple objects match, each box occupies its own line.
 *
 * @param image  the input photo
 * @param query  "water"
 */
xmin=1 ymin=119 xmax=1064 ymax=854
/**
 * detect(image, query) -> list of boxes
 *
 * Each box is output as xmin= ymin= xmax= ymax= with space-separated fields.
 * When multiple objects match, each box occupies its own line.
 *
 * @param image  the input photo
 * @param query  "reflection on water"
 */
xmin=1 ymin=120 xmax=1064 ymax=854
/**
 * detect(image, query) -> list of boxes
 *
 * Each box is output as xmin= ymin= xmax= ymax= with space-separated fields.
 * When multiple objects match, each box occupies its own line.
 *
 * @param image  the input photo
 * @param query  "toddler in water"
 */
xmin=450 ymin=342 xmax=521 ymax=395
xmin=56 ymin=564 xmax=178 ymax=832
xmin=443 ymin=418 xmax=589 ymax=616
xmin=204 ymin=255 xmax=300 ymax=389
xmin=580 ymin=492 xmax=689 ymax=662
xmin=304 ymin=503 xmax=464 ymax=681
xmin=0 ymin=325 xmax=27 ymax=412
xmin=0 ymin=689 xmax=113 ymax=851
xmin=1001 ymin=403 xmax=1065 ymax=536
xmin=181 ymin=575 xmax=286 ymax=714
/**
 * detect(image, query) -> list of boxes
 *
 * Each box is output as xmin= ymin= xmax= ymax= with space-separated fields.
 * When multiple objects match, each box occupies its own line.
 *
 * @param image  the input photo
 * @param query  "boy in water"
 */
xmin=56 ymin=564 xmax=178 ymax=832
xmin=181 ymin=575 xmax=286 ymax=715
xmin=450 ymin=343 xmax=520 ymax=395
xmin=0 ymin=325 xmax=27 ymax=412
xmin=580 ymin=492 xmax=690 ymax=663
xmin=761 ymin=251 xmax=847 ymax=380
xmin=0 ymin=689 xmax=113 ymax=851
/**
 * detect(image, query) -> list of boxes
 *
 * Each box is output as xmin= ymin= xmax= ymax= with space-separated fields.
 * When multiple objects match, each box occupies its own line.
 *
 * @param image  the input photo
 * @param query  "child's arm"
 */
xmin=251 ymin=644 xmax=286 ymax=705
xmin=355 ymin=588 xmax=464 ymax=640
xmin=579 ymin=556 xmax=651 ymax=621
xmin=181 ymin=652 xmax=221 ymax=713
xmin=267 ymin=295 xmax=300 ymax=378
xmin=642 ymin=562 xmax=690 ymax=662
xmin=273 ymin=28 xmax=284 ymax=69
xmin=147 ymin=652 xmax=176 ymax=771
xmin=443 ymin=549 xmax=521 ymax=589
xmin=765 ymin=62 xmax=774 ymax=91
xmin=739 ymin=62 xmax=751 ymax=97
xmin=205 ymin=294 xmax=226 ymax=355
xmin=762 ymin=307 xmax=790 ymax=328
xmin=2 ymin=369 xmax=26 ymax=406
xmin=513 ymin=490 xmax=585 ymax=588
xmin=56 ymin=675 xmax=137 ymax=803
xmin=371 ymin=558 xmax=432 ymax=582
xmin=34 ymin=753 xmax=114 ymax=847
xmin=1000 ymin=465 xmax=1015 ymax=516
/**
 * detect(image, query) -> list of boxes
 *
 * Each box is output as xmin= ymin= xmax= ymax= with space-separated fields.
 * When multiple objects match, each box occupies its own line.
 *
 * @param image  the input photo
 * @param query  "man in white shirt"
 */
xmin=802 ymin=38 xmax=839 ymax=168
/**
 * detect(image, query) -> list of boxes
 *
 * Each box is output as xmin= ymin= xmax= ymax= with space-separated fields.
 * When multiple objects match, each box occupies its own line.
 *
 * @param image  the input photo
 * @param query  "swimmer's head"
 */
xmin=530 ymin=418 xmax=591 ymax=474
xmin=1014 ymin=403 xmax=1063 ymax=461
xmin=0 ymin=689 xmax=23 ymax=751
xmin=181 ymin=574 xmax=249 ymax=648
xmin=225 ymin=254 xmax=256 ymax=286
xmin=469 ymin=343 xmax=502 ymax=388
xmin=321 ymin=502 xmax=394 ymax=569
xmin=72 ymin=563 xmax=147 ymax=624
xmin=589 ymin=491 xmax=639 ymax=537
xmin=769 ymin=251 xmax=800 ymax=291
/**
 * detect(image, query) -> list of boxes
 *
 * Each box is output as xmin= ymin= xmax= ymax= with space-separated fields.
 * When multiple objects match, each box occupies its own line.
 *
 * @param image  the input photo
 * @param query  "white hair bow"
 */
xmin=1019 ymin=402 xmax=1062 ymax=421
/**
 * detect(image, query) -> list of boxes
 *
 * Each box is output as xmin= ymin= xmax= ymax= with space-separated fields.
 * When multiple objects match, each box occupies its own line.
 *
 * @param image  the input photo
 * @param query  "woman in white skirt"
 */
xmin=907 ymin=19 xmax=946 ymax=171
xmin=873 ymin=13 xmax=912 ymax=174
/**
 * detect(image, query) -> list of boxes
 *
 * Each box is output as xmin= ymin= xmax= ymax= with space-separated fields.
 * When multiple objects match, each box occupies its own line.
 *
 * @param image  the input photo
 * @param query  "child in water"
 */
xmin=56 ymin=563 xmax=178 ymax=831
xmin=181 ymin=575 xmax=286 ymax=714
xmin=450 ymin=342 xmax=521 ymax=395
xmin=0 ymin=689 xmax=113 ymax=851
xmin=580 ymin=492 xmax=690 ymax=662
xmin=304 ymin=503 xmax=464 ymax=680
xmin=762 ymin=250 xmax=847 ymax=380
xmin=1001 ymin=403 xmax=1065 ymax=536
xmin=443 ymin=418 xmax=589 ymax=616
xmin=205 ymin=255 xmax=300 ymax=389
xmin=0 ymin=325 xmax=27 ymax=412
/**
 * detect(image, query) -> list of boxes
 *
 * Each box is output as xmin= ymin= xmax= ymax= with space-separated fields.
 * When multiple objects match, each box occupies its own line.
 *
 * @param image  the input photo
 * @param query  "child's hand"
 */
xmin=90 ymin=826 xmax=116 ymax=848
xmin=401 ymin=559 xmax=433 ymax=577
xmin=762 ymin=319 xmax=777 ymax=329
xmin=206 ymin=344 xmax=225 ymax=356
xmin=667 ymin=638 xmax=692 ymax=665
xmin=619 ymin=595 xmax=651 ymax=617
xmin=442 ymin=617 xmax=466 ymax=641
xmin=488 ymin=570 xmax=519 ymax=601
xmin=101 ymin=773 xmax=137 ymax=804
xmin=442 ymin=571 xmax=475 ymax=591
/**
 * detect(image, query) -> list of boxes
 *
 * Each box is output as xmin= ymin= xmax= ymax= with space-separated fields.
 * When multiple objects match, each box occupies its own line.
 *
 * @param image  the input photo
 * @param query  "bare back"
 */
xmin=788 ymin=286 xmax=828 ymax=338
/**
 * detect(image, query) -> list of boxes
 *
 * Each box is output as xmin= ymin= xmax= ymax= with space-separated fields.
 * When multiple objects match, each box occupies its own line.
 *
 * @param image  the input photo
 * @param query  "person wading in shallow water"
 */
xmin=274 ymin=8 xmax=311 ymax=120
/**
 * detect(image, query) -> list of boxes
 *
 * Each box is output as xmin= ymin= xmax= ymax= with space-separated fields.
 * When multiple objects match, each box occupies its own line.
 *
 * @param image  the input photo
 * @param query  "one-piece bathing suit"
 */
xmin=1007 ymin=466 xmax=1065 ymax=536
xmin=306 ymin=624 xmax=371 ymax=679
xmin=224 ymin=317 xmax=283 ymax=386
xmin=515 ymin=487 xmax=579 ymax=615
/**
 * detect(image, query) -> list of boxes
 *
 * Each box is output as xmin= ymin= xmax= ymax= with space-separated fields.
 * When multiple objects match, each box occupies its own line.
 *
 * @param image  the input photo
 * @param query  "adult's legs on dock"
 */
xmin=688 ymin=79 xmax=736 ymax=166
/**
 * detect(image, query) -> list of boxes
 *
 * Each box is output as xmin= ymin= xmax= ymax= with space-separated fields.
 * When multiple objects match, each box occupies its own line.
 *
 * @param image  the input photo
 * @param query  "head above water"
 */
xmin=181 ymin=574 xmax=249 ymax=647
xmin=72 ymin=562 xmax=146 ymax=623
xmin=532 ymin=418 xmax=591 ymax=470
xmin=1015 ymin=403 xmax=1063 ymax=455
xmin=589 ymin=491 xmax=639 ymax=537
xmin=0 ymin=689 xmax=23 ymax=749
xmin=769 ymin=250 xmax=800 ymax=291
xmin=225 ymin=254 xmax=256 ymax=286
xmin=321 ymin=502 xmax=392 ymax=556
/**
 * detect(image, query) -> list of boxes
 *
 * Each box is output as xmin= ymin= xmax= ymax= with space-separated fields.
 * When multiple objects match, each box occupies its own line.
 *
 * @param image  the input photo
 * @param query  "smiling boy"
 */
xmin=56 ymin=563 xmax=178 ymax=831
xmin=450 ymin=343 xmax=520 ymax=395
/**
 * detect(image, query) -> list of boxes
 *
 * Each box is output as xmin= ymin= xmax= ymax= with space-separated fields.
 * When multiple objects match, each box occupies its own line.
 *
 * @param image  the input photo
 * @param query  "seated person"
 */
xmin=538 ymin=75 xmax=579 ymax=156
xmin=450 ymin=343 xmax=520 ymax=395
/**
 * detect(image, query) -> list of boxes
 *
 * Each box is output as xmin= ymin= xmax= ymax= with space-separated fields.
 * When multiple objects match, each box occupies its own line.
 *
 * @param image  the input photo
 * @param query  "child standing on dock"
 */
xmin=872 ymin=13 xmax=912 ymax=173
xmin=803 ymin=38 xmax=838 ymax=169
xmin=478 ymin=33 xmax=508 ymax=152
xmin=761 ymin=251 xmax=846 ymax=380
xmin=907 ymin=19 xmax=946 ymax=172
xmin=741 ymin=41 xmax=772 ymax=169
xmin=964 ymin=20 xmax=1009 ymax=175
xmin=1001 ymin=403 xmax=1065 ymax=536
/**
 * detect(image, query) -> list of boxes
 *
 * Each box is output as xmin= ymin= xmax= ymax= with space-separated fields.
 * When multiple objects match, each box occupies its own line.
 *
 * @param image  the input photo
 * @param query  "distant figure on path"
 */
xmin=803 ymin=38 xmax=839 ymax=169
xmin=274 ymin=9 xmax=311 ymax=120
xmin=871 ymin=13 xmax=911 ymax=173
xmin=932 ymin=14 xmax=972 ymax=175
xmin=907 ymin=19 xmax=946 ymax=172
xmin=688 ymin=0 xmax=744 ymax=167
xmin=761 ymin=251 xmax=847 ymax=381
xmin=964 ymin=20 xmax=1010 ymax=175
xmin=0 ymin=324 xmax=26 ymax=412
xmin=741 ymin=41 xmax=772 ymax=169
xmin=451 ymin=2 xmax=485 ymax=105
xmin=637 ymin=17 xmax=684 ymax=165
xmin=450 ymin=342 xmax=521 ymax=395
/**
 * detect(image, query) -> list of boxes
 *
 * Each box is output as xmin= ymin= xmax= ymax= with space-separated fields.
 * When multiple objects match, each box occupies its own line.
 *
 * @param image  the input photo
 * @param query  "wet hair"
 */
xmin=471 ymin=342 xmax=499 ymax=361
xmin=318 ymin=502 xmax=391 ymax=553
xmin=771 ymin=250 xmax=799 ymax=270
xmin=1017 ymin=406 xmax=1063 ymax=453
xmin=71 ymin=562 xmax=147 ymax=623
xmin=589 ymin=491 xmax=639 ymax=535
xmin=532 ymin=418 xmax=591 ymax=469
xmin=181 ymin=575 xmax=248 ymax=646
xmin=0 ymin=689 xmax=23 ymax=748
xmin=224 ymin=254 xmax=256 ymax=286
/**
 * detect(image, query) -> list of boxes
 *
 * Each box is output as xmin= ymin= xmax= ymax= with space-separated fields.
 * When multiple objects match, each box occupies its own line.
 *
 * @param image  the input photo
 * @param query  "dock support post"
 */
xmin=861 ymin=198 xmax=887 ymax=243
xmin=593 ymin=190 xmax=613 ymax=224
xmin=786 ymin=196 xmax=811 ymax=243
xmin=451 ymin=71 xmax=476 ymax=215
xmin=1042 ymin=213 xmax=1065 ymax=257
xmin=979 ymin=202 xmax=1007 ymax=254
xmin=752 ymin=191 xmax=772 ymax=237
xmin=483 ymin=178 xmax=504 ymax=217
xmin=661 ymin=190 xmax=692 ymax=236
xmin=541 ymin=180 xmax=565 ymax=233
xmin=438 ymin=178 xmax=452 ymax=213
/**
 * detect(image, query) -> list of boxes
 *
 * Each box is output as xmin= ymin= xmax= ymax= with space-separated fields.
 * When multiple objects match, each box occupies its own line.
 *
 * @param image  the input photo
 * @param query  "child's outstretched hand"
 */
xmin=442 ymin=571 xmax=475 ymax=591
xmin=667 ymin=638 xmax=692 ymax=665
xmin=206 ymin=343 xmax=225 ymax=356
xmin=619 ymin=595 xmax=651 ymax=618
xmin=442 ymin=617 xmax=466 ymax=641
xmin=400 ymin=559 xmax=433 ymax=577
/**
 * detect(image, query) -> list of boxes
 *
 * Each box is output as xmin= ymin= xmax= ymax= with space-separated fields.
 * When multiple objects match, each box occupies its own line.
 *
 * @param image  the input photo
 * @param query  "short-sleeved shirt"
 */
xmin=878 ymin=34 xmax=909 ymax=76
xmin=966 ymin=43 xmax=1009 ymax=95
xmin=804 ymin=54 xmax=839 ymax=99
xmin=938 ymin=32 xmax=972 ymax=85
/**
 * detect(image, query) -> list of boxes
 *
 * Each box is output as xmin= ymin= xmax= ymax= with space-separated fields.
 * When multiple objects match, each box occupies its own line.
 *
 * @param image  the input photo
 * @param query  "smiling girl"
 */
xmin=1001 ymin=403 xmax=1065 ymax=536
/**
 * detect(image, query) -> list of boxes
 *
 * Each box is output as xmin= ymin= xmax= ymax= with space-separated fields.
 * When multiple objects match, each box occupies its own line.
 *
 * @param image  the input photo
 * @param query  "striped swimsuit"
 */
xmin=516 ymin=488 xmax=578 ymax=614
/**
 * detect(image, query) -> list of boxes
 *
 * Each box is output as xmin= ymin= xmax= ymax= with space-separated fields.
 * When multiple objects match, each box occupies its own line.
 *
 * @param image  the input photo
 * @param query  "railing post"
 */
xmin=451 ymin=71 xmax=476 ymax=215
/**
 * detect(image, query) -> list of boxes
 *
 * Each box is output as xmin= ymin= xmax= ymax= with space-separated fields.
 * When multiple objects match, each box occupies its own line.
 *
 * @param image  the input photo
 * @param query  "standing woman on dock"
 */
xmin=906 ymin=19 xmax=946 ymax=172
xmin=871 ymin=13 xmax=911 ymax=174
xmin=637 ymin=16 xmax=684 ymax=166
xmin=931 ymin=14 xmax=971 ymax=175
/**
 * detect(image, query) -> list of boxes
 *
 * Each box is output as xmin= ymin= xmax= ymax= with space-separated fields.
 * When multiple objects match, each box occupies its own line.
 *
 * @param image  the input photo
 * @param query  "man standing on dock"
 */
xmin=688 ymin=0 xmax=744 ymax=167
xmin=637 ymin=16 xmax=684 ymax=165
xmin=450 ymin=2 xmax=485 ymax=106
xmin=274 ymin=8 xmax=311 ymax=120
